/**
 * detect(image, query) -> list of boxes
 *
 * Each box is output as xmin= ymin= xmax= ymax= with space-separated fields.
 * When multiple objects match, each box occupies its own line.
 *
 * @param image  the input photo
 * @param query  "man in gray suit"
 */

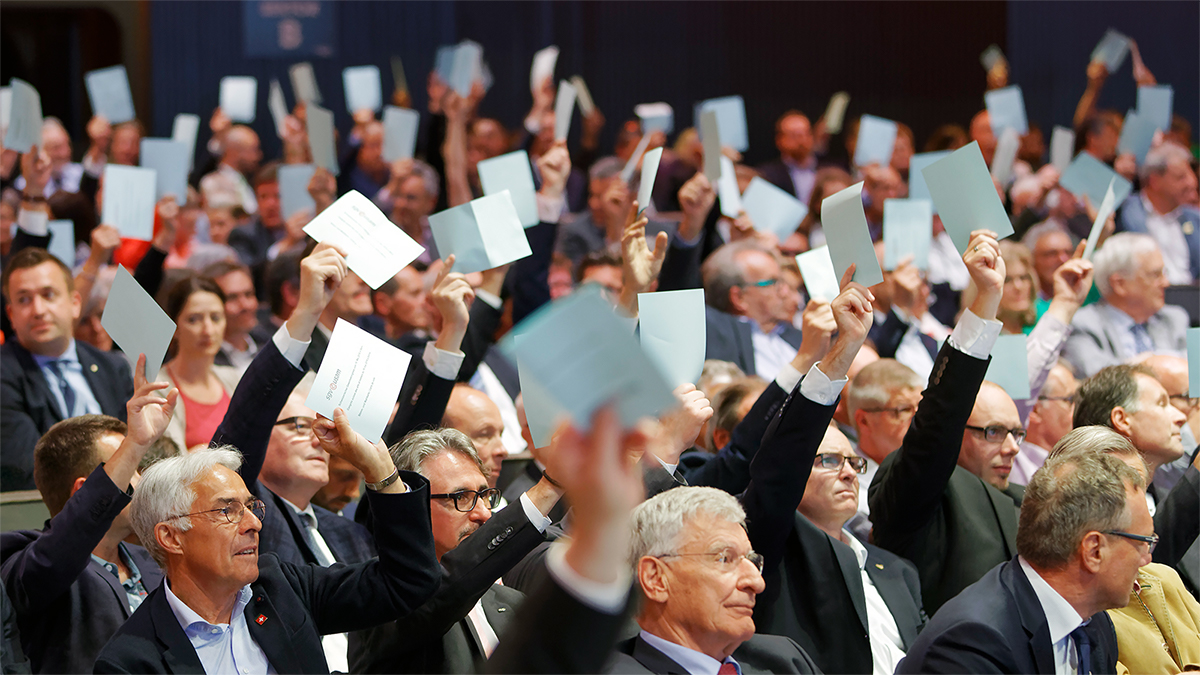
xmin=1061 ymin=232 xmax=1189 ymax=378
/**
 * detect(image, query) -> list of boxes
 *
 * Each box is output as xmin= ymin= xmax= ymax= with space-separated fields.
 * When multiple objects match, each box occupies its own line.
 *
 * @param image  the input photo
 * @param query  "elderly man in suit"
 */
xmin=1062 ymin=232 xmax=1189 ymax=378
xmin=899 ymin=434 xmax=1149 ymax=673
xmin=701 ymin=241 xmax=805 ymax=379
xmin=1 ymin=247 xmax=134 ymax=490
xmin=1115 ymin=142 xmax=1200 ymax=284
xmin=1 ymin=361 xmax=175 ymax=673
xmin=350 ymin=426 xmax=564 ymax=673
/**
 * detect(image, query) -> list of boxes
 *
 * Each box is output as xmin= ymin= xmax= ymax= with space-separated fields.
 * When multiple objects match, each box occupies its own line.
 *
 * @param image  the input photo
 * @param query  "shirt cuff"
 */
xmin=774 ymin=362 xmax=804 ymax=394
xmin=536 ymin=192 xmax=566 ymax=224
xmin=802 ymin=362 xmax=847 ymax=406
xmin=518 ymin=492 xmax=554 ymax=534
xmin=544 ymin=541 xmax=631 ymax=615
xmin=423 ymin=341 xmax=464 ymax=380
xmin=272 ymin=324 xmax=311 ymax=369
xmin=475 ymin=289 xmax=502 ymax=310
xmin=653 ymin=454 xmax=678 ymax=477
xmin=17 ymin=208 xmax=48 ymax=237
xmin=948 ymin=309 xmax=1002 ymax=360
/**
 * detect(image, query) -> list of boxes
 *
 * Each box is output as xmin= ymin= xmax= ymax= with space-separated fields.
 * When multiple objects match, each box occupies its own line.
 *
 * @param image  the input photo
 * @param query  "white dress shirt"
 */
xmin=841 ymin=533 xmax=907 ymax=675
xmin=1018 ymin=557 xmax=1090 ymax=674
xmin=1140 ymin=193 xmax=1193 ymax=284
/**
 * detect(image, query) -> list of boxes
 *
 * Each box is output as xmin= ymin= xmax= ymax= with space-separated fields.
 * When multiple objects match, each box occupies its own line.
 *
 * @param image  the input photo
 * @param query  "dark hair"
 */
xmin=923 ymin=124 xmax=969 ymax=153
xmin=774 ymin=109 xmax=810 ymax=136
xmin=266 ymin=248 xmax=304 ymax=318
xmin=252 ymin=161 xmax=280 ymax=190
xmin=164 ymin=274 xmax=226 ymax=322
xmin=575 ymin=250 xmax=622 ymax=284
xmin=1075 ymin=114 xmax=1120 ymax=154
xmin=34 ymin=415 xmax=128 ymax=515
xmin=49 ymin=191 xmax=97 ymax=247
xmin=201 ymin=259 xmax=252 ymax=282
xmin=2 ymin=248 xmax=74 ymax=302
xmin=1073 ymin=364 xmax=1154 ymax=429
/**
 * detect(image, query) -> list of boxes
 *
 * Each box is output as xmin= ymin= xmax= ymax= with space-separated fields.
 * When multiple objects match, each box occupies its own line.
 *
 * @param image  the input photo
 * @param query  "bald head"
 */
xmin=443 ymin=385 xmax=507 ymax=487
xmin=223 ymin=126 xmax=262 ymax=175
xmin=959 ymin=381 xmax=1022 ymax=490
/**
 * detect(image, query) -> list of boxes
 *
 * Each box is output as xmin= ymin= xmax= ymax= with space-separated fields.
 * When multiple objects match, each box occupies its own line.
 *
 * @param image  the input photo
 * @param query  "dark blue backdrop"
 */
xmin=149 ymin=1 xmax=1198 ymax=165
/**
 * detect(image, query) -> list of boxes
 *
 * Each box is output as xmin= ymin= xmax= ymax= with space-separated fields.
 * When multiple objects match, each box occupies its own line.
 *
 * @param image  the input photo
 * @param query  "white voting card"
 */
xmin=1117 ymin=110 xmax=1156 ymax=166
xmin=220 ymin=77 xmax=257 ymax=123
xmin=883 ymin=199 xmax=933 ymax=270
xmin=1049 ymin=126 xmax=1075 ymax=173
xmin=278 ymin=164 xmax=317 ymax=220
xmin=984 ymin=85 xmax=1028 ymax=136
xmin=382 ymin=106 xmax=420 ymax=163
xmin=638 ymin=147 xmax=664 ymax=216
xmin=102 ymin=265 xmax=177 ymax=381
xmin=741 ymin=177 xmax=808 ymax=240
xmin=428 ymin=191 xmax=532 ymax=274
xmin=638 ymin=289 xmax=707 ymax=387
xmin=636 ymin=102 xmax=674 ymax=134
xmin=908 ymin=151 xmax=950 ymax=214
xmin=717 ymin=155 xmax=742 ymax=218
xmin=478 ymin=150 xmax=538 ymax=227
xmin=84 ymin=66 xmax=135 ymax=124
xmin=1059 ymin=152 xmax=1133 ymax=211
xmin=920 ymin=141 xmax=1013 ymax=253
xmin=991 ymin=128 xmax=1021 ymax=186
xmin=570 ymin=76 xmax=596 ymax=116
xmin=46 ymin=220 xmax=75 ymax=267
xmin=985 ymin=334 xmax=1031 ymax=400
xmin=268 ymin=79 xmax=289 ymax=138
xmin=289 ymin=62 xmax=322 ymax=104
xmin=303 ymin=190 xmax=425 ymax=289
xmin=305 ymin=103 xmax=339 ymax=176
xmin=1137 ymin=85 xmax=1173 ymax=133
xmin=700 ymin=109 xmax=722 ymax=183
xmin=139 ymin=139 xmax=189 ymax=202
xmin=824 ymin=92 xmax=851 ymax=135
xmin=696 ymin=96 xmax=748 ymax=153
xmin=3 ymin=79 xmax=41 ymax=153
xmin=854 ymin=114 xmax=897 ymax=168
xmin=101 ymin=165 xmax=157 ymax=241
xmin=531 ymin=46 xmax=559 ymax=92
xmin=796 ymin=247 xmax=840 ymax=303
xmin=554 ymin=79 xmax=576 ymax=141
xmin=1082 ymin=178 xmax=1117 ymax=262
xmin=343 ymin=65 xmax=382 ymax=113
xmin=172 ymin=113 xmax=201 ymax=172
xmin=1091 ymin=29 xmax=1131 ymax=72
xmin=306 ymin=318 xmax=413 ymax=442
xmin=821 ymin=182 xmax=884 ymax=288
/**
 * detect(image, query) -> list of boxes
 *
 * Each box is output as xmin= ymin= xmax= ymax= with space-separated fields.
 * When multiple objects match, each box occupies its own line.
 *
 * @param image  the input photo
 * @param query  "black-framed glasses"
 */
xmin=965 ymin=425 xmax=1027 ymax=445
xmin=1102 ymin=530 xmax=1158 ymax=554
xmin=1036 ymin=395 xmax=1075 ymax=405
xmin=163 ymin=499 xmax=266 ymax=526
xmin=813 ymin=453 xmax=868 ymax=474
xmin=431 ymin=488 xmax=502 ymax=512
xmin=274 ymin=416 xmax=316 ymax=437
xmin=860 ymin=405 xmax=917 ymax=420
xmin=656 ymin=548 xmax=765 ymax=573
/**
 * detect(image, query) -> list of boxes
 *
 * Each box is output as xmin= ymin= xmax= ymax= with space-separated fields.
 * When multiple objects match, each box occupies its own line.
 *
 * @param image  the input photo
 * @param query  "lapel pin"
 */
xmin=256 ymin=614 xmax=268 ymax=625
xmin=90 ymin=364 xmax=99 ymax=372
xmin=497 ymin=607 xmax=507 ymax=612
xmin=875 ymin=564 xmax=884 ymax=569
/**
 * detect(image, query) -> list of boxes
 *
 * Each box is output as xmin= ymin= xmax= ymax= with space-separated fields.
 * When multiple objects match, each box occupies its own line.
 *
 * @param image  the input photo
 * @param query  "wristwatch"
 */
xmin=365 ymin=467 xmax=401 ymax=492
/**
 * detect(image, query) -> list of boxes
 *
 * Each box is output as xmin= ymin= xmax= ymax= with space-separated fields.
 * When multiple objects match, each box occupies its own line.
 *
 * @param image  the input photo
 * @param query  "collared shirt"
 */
xmin=784 ymin=155 xmax=819 ymax=206
xmin=1018 ymin=557 xmax=1089 ymax=675
xmin=639 ymin=630 xmax=743 ymax=675
xmin=466 ymin=598 xmax=501 ymax=658
xmin=91 ymin=543 xmax=149 ymax=612
xmin=841 ymin=533 xmax=907 ymax=675
xmin=746 ymin=319 xmax=797 ymax=381
xmin=276 ymin=497 xmax=347 ymax=672
xmin=1140 ymin=193 xmax=1193 ymax=284
xmin=1099 ymin=302 xmax=1147 ymax=362
xmin=219 ymin=334 xmax=259 ymax=375
xmin=31 ymin=340 xmax=102 ymax=418
xmin=163 ymin=581 xmax=274 ymax=675
xmin=927 ymin=231 xmax=972 ymax=291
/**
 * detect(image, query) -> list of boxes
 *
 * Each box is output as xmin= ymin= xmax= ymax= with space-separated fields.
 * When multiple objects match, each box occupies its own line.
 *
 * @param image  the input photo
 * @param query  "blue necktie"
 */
xmin=45 ymin=360 xmax=77 ymax=418
xmin=1069 ymin=624 xmax=1091 ymax=675
xmin=1130 ymin=323 xmax=1153 ymax=355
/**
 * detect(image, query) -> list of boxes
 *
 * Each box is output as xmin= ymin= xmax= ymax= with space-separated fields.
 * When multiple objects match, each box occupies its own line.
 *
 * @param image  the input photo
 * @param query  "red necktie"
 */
xmin=718 ymin=663 xmax=740 ymax=675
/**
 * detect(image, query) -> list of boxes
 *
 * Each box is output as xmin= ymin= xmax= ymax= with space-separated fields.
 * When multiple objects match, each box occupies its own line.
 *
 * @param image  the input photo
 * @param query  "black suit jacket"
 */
xmin=682 ymin=379 xmax=789 ymax=495
xmin=704 ymin=307 xmax=804 ymax=377
xmin=1 ymin=465 xmax=164 ymax=673
xmin=349 ymin=500 xmax=545 ymax=673
xmin=93 ymin=478 xmax=439 ymax=674
xmin=757 ymin=160 xmax=799 ymax=199
xmin=869 ymin=343 xmax=1024 ymax=614
xmin=606 ymin=633 xmax=820 ymax=674
xmin=1 ymin=340 xmax=133 ymax=490
xmin=898 ymin=557 xmax=1118 ymax=674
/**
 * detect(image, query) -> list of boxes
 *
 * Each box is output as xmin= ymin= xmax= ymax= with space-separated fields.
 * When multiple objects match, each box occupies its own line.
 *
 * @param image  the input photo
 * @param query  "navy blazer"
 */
xmin=1 ymin=340 xmax=133 ymax=490
xmin=1 ymin=465 xmax=163 ymax=673
xmin=606 ymin=633 xmax=821 ymax=674
xmin=899 ymin=557 xmax=1118 ymax=674
xmin=93 ymin=478 xmax=441 ymax=674
xmin=705 ymin=307 xmax=804 ymax=378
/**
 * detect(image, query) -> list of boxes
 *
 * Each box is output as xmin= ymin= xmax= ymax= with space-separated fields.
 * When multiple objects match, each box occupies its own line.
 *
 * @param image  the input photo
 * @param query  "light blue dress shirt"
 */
xmin=31 ymin=340 xmax=102 ymax=418
xmin=164 ymin=581 xmax=275 ymax=675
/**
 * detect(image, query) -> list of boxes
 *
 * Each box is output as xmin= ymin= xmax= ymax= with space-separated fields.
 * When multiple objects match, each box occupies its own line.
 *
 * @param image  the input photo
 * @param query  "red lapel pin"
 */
xmin=256 ymin=614 xmax=267 ymax=625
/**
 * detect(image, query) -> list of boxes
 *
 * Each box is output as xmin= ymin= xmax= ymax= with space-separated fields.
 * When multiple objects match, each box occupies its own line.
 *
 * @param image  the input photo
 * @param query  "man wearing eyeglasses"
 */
xmin=349 ymin=427 xmax=565 ymax=673
xmin=1011 ymin=363 xmax=1078 ymax=486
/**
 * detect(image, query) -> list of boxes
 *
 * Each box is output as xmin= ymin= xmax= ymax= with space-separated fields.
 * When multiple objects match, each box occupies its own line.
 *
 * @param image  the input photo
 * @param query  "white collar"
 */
xmin=1017 ymin=557 xmax=1087 ymax=646
xmin=164 ymin=579 xmax=254 ymax=633
xmin=639 ymin=629 xmax=733 ymax=675
xmin=840 ymin=529 xmax=869 ymax=570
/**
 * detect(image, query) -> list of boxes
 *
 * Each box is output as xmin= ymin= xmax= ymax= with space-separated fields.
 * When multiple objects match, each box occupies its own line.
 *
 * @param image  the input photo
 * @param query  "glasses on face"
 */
xmin=657 ymin=548 xmax=765 ymax=574
xmin=813 ymin=453 xmax=868 ymax=474
xmin=1168 ymin=394 xmax=1198 ymax=410
xmin=431 ymin=488 xmax=502 ymax=512
xmin=274 ymin=416 xmax=316 ymax=438
xmin=1102 ymin=530 xmax=1159 ymax=554
xmin=163 ymin=499 xmax=266 ymax=526
xmin=1036 ymin=394 xmax=1076 ymax=405
xmin=965 ymin=425 xmax=1027 ymax=445
xmin=741 ymin=278 xmax=779 ymax=288
xmin=861 ymin=405 xmax=917 ymax=420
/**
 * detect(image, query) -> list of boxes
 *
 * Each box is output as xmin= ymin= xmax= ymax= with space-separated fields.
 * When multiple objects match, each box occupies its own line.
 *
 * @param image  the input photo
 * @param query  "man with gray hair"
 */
xmin=13 ymin=118 xmax=83 ymax=196
xmin=384 ymin=159 xmax=442 ymax=264
xmin=701 ymin=241 xmax=805 ymax=378
xmin=612 ymin=486 xmax=820 ymax=673
xmin=350 ymin=425 xmax=564 ymax=672
xmin=899 ymin=440 xmax=1145 ymax=673
xmin=1116 ymin=141 xmax=1199 ymax=284
xmin=555 ymin=156 xmax=675 ymax=267
xmin=93 ymin=413 xmax=440 ymax=674
xmin=1061 ymin=232 xmax=1188 ymax=378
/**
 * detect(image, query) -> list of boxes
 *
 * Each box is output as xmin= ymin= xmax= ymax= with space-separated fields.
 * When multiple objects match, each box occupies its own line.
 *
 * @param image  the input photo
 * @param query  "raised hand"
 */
xmin=286 ymin=242 xmax=348 ymax=340
xmin=618 ymin=200 xmax=668 ymax=316
xmin=432 ymin=255 xmax=475 ymax=353
xmin=89 ymin=224 xmax=122 ymax=261
xmin=1129 ymin=40 xmax=1157 ymax=87
xmin=889 ymin=257 xmax=925 ymax=318
xmin=963 ymin=230 xmax=1005 ymax=321
xmin=307 ymin=167 xmax=337 ymax=214
xmin=820 ymin=265 xmax=875 ymax=380
xmin=537 ymin=140 xmax=571 ymax=201
xmin=792 ymin=299 xmax=836 ymax=374
xmin=655 ymin=384 xmax=714 ymax=465
xmin=427 ymin=72 xmax=449 ymax=114
xmin=678 ymin=172 xmax=716 ymax=241
xmin=1045 ymin=242 xmax=1095 ymax=326
xmin=126 ymin=354 xmax=178 ymax=446
xmin=86 ymin=115 xmax=113 ymax=162
xmin=20 ymin=147 xmax=52 ymax=197
xmin=313 ymin=408 xmax=402 ymax=490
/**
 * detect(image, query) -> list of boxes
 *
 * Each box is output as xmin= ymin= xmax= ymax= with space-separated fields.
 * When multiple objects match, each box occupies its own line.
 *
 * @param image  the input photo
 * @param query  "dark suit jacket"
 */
xmin=898 ymin=557 xmax=1118 ymax=674
xmin=0 ymin=340 xmax=134 ymax=490
xmin=1151 ymin=465 xmax=1199 ymax=583
xmin=757 ymin=160 xmax=800 ymax=199
xmin=605 ymin=633 xmax=821 ymax=674
xmin=705 ymin=307 xmax=804 ymax=377
xmin=1 ymin=466 xmax=164 ymax=674
xmin=349 ymin=502 xmax=542 ymax=673
xmin=740 ymin=380 xmax=925 ymax=674
xmin=682 ymin=379 xmax=789 ymax=495
xmin=868 ymin=343 xmax=1024 ymax=614
xmin=93 ymin=478 xmax=440 ymax=674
